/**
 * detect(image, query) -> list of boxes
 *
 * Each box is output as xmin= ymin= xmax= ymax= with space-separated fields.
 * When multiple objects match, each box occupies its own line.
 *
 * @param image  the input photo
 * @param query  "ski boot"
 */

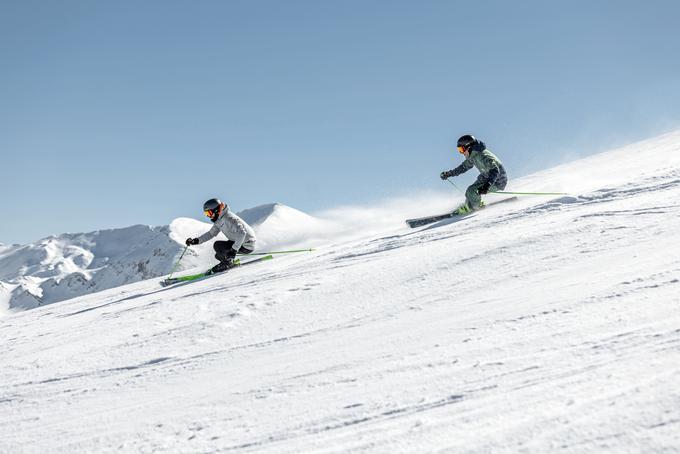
xmin=452 ymin=203 xmax=473 ymax=216
xmin=453 ymin=201 xmax=486 ymax=216
xmin=210 ymin=259 xmax=236 ymax=274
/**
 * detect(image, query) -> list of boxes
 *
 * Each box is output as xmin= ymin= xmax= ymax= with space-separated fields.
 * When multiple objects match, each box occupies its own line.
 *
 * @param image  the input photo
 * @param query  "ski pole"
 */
xmin=167 ymin=245 xmax=189 ymax=280
xmin=445 ymin=178 xmax=464 ymax=194
xmin=238 ymin=248 xmax=315 ymax=256
xmin=491 ymin=190 xmax=568 ymax=196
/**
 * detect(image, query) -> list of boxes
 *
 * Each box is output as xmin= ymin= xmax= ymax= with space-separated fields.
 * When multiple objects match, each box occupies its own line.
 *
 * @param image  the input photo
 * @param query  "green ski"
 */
xmin=160 ymin=255 xmax=273 ymax=287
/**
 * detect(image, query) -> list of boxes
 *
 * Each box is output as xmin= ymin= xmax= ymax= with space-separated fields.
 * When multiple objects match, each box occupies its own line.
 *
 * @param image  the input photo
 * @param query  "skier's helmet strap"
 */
xmin=456 ymin=134 xmax=477 ymax=153
xmin=203 ymin=198 xmax=223 ymax=222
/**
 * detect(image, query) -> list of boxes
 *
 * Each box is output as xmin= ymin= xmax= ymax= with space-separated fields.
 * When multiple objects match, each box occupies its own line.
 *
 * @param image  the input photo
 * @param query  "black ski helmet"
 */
xmin=456 ymin=134 xmax=477 ymax=152
xmin=203 ymin=198 xmax=224 ymax=222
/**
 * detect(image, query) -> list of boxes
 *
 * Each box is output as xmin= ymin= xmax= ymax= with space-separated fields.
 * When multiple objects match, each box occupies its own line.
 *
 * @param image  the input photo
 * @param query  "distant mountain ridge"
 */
xmin=237 ymin=203 xmax=282 ymax=226
xmin=0 ymin=203 xmax=313 ymax=312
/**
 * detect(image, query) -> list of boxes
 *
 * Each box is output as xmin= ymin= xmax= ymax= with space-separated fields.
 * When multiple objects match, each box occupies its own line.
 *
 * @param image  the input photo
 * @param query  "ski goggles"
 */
xmin=457 ymin=146 xmax=467 ymax=154
xmin=204 ymin=209 xmax=215 ymax=218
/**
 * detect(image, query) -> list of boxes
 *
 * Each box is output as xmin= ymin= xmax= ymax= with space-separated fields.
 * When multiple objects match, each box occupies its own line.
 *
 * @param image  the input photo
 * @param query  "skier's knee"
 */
xmin=465 ymin=186 xmax=477 ymax=198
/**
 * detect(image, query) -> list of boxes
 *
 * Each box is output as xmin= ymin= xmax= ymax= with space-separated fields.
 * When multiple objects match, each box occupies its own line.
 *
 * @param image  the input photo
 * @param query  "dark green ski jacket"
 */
xmin=450 ymin=141 xmax=506 ymax=185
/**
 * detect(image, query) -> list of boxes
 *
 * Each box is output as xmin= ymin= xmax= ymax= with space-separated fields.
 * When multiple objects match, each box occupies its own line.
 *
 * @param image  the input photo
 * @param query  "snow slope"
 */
xmin=1 ymin=131 xmax=680 ymax=453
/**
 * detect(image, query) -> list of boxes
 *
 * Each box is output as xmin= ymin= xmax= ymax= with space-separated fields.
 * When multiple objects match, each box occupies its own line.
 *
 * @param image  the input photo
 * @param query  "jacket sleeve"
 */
xmin=197 ymin=223 xmax=219 ymax=244
xmin=451 ymin=159 xmax=473 ymax=177
xmin=480 ymin=150 xmax=502 ymax=185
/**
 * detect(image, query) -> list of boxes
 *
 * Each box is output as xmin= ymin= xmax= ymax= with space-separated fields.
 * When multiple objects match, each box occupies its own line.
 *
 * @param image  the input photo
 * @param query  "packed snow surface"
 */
xmin=1 ymin=132 xmax=680 ymax=452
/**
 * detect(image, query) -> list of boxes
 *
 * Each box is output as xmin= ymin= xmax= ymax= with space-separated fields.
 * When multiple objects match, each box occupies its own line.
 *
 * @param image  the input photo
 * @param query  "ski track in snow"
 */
xmin=2 ymin=134 xmax=680 ymax=453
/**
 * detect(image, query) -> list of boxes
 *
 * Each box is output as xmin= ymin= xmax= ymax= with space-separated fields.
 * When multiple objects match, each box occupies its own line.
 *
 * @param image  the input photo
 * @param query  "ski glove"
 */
xmin=440 ymin=170 xmax=454 ymax=180
xmin=478 ymin=182 xmax=491 ymax=195
xmin=185 ymin=237 xmax=199 ymax=246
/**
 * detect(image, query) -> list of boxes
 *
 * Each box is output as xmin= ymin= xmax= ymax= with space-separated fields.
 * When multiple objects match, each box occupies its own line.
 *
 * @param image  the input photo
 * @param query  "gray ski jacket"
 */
xmin=197 ymin=207 xmax=256 ymax=252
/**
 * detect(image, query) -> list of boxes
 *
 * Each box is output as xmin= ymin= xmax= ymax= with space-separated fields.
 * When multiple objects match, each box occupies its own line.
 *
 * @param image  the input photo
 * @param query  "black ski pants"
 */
xmin=214 ymin=240 xmax=254 ymax=263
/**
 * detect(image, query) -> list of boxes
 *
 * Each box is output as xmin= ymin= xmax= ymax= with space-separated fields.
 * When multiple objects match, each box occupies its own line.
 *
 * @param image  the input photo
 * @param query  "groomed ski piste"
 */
xmin=2 ymin=131 xmax=680 ymax=453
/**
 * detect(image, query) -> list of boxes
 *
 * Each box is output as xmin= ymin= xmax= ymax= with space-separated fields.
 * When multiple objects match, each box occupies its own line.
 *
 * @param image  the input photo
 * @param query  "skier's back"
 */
xmin=440 ymin=134 xmax=507 ymax=214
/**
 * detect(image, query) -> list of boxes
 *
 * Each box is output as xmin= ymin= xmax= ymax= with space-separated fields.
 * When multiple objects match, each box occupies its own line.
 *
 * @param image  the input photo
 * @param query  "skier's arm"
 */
xmin=451 ymin=159 xmax=473 ymax=176
xmin=196 ymin=223 xmax=220 ymax=244
xmin=441 ymin=159 xmax=473 ymax=179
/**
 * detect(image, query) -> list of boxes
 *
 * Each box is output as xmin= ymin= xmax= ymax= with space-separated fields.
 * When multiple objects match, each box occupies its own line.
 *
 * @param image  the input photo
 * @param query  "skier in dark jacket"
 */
xmin=440 ymin=135 xmax=508 ymax=215
xmin=185 ymin=198 xmax=257 ymax=273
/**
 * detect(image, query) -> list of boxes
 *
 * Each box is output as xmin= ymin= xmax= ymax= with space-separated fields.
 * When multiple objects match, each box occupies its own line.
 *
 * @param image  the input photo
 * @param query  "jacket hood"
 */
xmin=471 ymin=140 xmax=486 ymax=153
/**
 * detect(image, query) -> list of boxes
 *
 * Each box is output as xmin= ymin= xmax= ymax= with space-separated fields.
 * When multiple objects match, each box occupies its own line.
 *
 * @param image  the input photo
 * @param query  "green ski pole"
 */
xmin=239 ymin=248 xmax=315 ymax=256
xmin=167 ymin=245 xmax=189 ymax=280
xmin=445 ymin=178 xmax=464 ymax=194
xmin=491 ymin=190 xmax=568 ymax=196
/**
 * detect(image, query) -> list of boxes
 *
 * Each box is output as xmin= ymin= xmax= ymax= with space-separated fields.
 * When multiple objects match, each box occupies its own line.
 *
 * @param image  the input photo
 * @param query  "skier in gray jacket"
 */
xmin=185 ymin=198 xmax=257 ymax=273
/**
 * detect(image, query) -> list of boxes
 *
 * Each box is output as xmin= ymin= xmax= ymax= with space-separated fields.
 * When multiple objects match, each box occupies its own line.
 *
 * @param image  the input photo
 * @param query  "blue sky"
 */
xmin=2 ymin=0 xmax=680 ymax=244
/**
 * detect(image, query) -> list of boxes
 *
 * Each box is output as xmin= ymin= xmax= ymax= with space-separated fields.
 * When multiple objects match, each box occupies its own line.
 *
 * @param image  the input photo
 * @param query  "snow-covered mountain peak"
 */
xmin=237 ymin=203 xmax=329 ymax=250
xmin=0 ymin=224 xmax=185 ymax=311
xmin=236 ymin=202 xmax=319 ymax=227
xmin=236 ymin=202 xmax=284 ymax=225
xmin=167 ymin=217 xmax=208 ymax=245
